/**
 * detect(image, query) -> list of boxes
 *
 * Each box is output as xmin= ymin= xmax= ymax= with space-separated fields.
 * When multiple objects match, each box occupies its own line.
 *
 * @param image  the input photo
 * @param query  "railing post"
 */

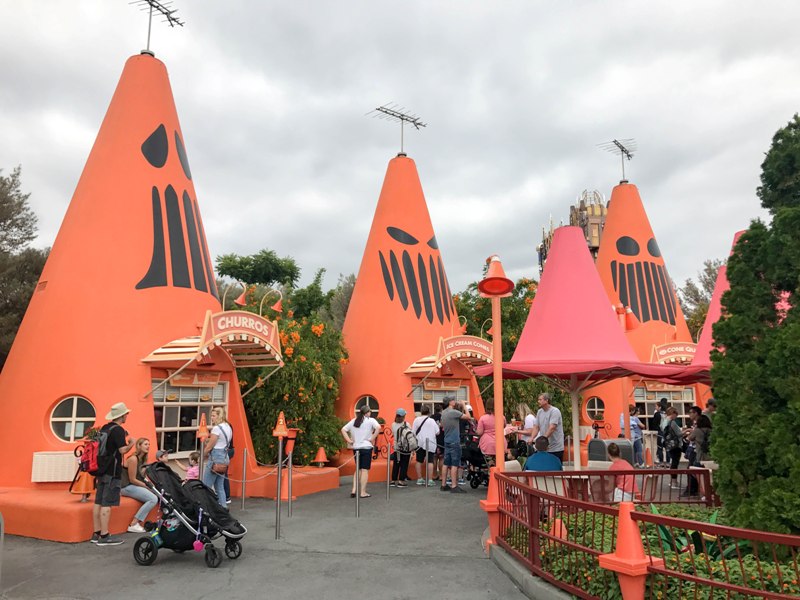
xmin=527 ymin=489 xmax=541 ymax=569
xmin=240 ymin=447 xmax=247 ymax=511
xmin=480 ymin=466 xmax=501 ymax=554
xmin=598 ymin=502 xmax=663 ymax=600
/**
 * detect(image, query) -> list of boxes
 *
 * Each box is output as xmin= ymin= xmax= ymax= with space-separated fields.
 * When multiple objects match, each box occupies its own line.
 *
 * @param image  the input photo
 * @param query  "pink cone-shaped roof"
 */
xmin=692 ymin=265 xmax=729 ymax=369
xmin=478 ymin=226 xmax=684 ymax=384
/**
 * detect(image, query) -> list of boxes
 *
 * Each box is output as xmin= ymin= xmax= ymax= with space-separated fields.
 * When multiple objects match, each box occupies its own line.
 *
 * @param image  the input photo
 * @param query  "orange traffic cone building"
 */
xmin=336 ymin=154 xmax=485 ymax=424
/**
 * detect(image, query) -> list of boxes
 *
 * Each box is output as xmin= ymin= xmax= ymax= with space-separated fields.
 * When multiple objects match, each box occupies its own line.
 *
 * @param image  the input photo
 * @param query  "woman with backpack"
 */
xmin=202 ymin=406 xmax=233 ymax=508
xmin=663 ymin=407 xmax=684 ymax=487
xmin=390 ymin=408 xmax=411 ymax=487
xmin=120 ymin=437 xmax=158 ymax=533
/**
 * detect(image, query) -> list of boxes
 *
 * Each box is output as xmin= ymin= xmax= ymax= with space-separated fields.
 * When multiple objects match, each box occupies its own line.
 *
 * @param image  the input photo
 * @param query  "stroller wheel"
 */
xmin=224 ymin=540 xmax=242 ymax=559
xmin=470 ymin=476 xmax=481 ymax=489
xmin=205 ymin=545 xmax=223 ymax=568
xmin=133 ymin=537 xmax=158 ymax=566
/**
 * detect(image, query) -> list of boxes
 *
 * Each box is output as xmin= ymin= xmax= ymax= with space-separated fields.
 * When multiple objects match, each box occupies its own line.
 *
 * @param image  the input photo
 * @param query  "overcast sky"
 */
xmin=2 ymin=1 xmax=797 ymax=294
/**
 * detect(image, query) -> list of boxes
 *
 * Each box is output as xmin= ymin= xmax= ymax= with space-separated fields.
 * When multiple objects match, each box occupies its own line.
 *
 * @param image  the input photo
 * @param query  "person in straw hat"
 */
xmin=91 ymin=402 xmax=133 ymax=546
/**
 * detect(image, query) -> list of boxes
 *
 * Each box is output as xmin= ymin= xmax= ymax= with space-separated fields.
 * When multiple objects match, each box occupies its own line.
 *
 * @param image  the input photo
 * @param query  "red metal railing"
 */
xmin=494 ymin=470 xmax=800 ymax=600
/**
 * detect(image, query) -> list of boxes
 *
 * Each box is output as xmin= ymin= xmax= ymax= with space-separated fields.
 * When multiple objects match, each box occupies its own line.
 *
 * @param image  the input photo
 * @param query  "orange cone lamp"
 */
xmin=313 ymin=447 xmax=328 ymax=467
xmin=197 ymin=413 xmax=209 ymax=441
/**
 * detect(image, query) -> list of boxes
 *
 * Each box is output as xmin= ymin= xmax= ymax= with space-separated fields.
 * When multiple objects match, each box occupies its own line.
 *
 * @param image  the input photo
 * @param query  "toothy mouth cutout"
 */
xmin=378 ymin=226 xmax=454 ymax=324
xmin=136 ymin=123 xmax=218 ymax=300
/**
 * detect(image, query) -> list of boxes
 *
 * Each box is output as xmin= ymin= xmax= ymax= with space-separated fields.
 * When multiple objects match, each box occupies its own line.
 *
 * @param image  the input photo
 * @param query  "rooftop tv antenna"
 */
xmin=130 ymin=0 xmax=185 ymax=55
xmin=597 ymin=138 xmax=637 ymax=183
xmin=366 ymin=103 xmax=426 ymax=155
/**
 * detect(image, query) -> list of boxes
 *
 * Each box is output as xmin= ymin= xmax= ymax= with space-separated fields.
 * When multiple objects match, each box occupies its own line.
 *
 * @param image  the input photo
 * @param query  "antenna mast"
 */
xmin=597 ymin=138 xmax=637 ymax=183
xmin=366 ymin=103 xmax=426 ymax=155
xmin=130 ymin=0 xmax=185 ymax=55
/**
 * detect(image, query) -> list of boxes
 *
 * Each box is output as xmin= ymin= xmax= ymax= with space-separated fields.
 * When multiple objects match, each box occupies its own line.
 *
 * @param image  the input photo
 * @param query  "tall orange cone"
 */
xmin=313 ymin=447 xmax=328 ymax=467
xmin=279 ymin=469 xmax=297 ymax=501
xmin=644 ymin=447 xmax=653 ymax=467
xmin=0 ymin=51 xmax=223 ymax=488
xmin=70 ymin=470 xmax=94 ymax=501
xmin=337 ymin=155 xmax=484 ymax=423
xmin=272 ymin=411 xmax=288 ymax=438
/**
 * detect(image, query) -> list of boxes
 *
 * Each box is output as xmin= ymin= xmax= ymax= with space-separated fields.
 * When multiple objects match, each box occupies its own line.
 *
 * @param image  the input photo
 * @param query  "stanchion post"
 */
xmin=275 ymin=436 xmax=283 ymax=539
xmin=287 ymin=451 xmax=293 ymax=517
xmin=240 ymin=447 xmax=248 ymax=511
xmin=424 ymin=439 xmax=430 ymax=486
xmin=386 ymin=443 xmax=392 ymax=501
xmin=355 ymin=450 xmax=361 ymax=518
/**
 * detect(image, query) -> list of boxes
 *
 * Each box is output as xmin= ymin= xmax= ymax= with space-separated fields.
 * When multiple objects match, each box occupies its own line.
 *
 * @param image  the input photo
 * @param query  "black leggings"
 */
xmin=392 ymin=451 xmax=410 ymax=481
xmin=669 ymin=447 xmax=682 ymax=477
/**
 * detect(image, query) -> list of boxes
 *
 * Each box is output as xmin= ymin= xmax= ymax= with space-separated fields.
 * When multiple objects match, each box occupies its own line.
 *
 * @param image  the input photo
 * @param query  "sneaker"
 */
xmin=96 ymin=535 xmax=124 ymax=546
xmin=396 ymin=482 xmax=408 ymax=488
xmin=440 ymin=485 xmax=449 ymax=492
xmin=458 ymin=478 xmax=466 ymax=485
xmin=427 ymin=480 xmax=437 ymax=487
xmin=389 ymin=481 xmax=396 ymax=487
xmin=450 ymin=486 xmax=466 ymax=494
xmin=669 ymin=483 xmax=681 ymax=489
xmin=416 ymin=478 xmax=425 ymax=486
xmin=127 ymin=523 xmax=146 ymax=533
xmin=90 ymin=532 xmax=100 ymax=543
xmin=226 ymin=499 xmax=232 ymax=505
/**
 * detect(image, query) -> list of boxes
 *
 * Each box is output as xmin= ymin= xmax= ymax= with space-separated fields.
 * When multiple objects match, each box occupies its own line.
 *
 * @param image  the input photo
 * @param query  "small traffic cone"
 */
xmin=645 ymin=447 xmax=653 ymax=467
xmin=313 ymin=447 xmax=328 ymax=467
xmin=551 ymin=517 xmax=568 ymax=540
xmin=272 ymin=411 xmax=288 ymax=438
xmin=479 ymin=466 xmax=501 ymax=552
xmin=71 ymin=470 xmax=94 ymax=502
xmin=197 ymin=412 xmax=209 ymax=441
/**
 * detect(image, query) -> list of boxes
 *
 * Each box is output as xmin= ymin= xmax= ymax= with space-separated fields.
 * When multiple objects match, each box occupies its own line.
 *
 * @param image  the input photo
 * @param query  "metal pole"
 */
xmin=198 ymin=439 xmax=205 ymax=481
xmin=287 ymin=451 xmax=293 ymax=517
xmin=275 ymin=437 xmax=283 ymax=539
xmin=386 ymin=443 xmax=392 ymax=501
xmin=240 ymin=447 xmax=247 ymax=511
xmin=146 ymin=4 xmax=153 ymax=52
xmin=424 ymin=439 xmax=430 ymax=486
xmin=354 ymin=450 xmax=360 ymax=518
xmin=491 ymin=295 xmax=505 ymax=472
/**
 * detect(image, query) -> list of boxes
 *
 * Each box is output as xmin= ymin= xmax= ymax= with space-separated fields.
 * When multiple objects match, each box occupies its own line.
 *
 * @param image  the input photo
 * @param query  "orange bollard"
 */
xmin=599 ymin=502 xmax=664 ymax=600
xmin=279 ymin=468 xmax=297 ymax=501
xmin=550 ymin=517 xmax=568 ymax=540
xmin=645 ymin=447 xmax=653 ymax=467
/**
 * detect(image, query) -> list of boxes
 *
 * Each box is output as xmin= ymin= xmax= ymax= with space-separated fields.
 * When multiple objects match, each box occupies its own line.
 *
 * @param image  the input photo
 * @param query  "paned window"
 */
xmin=152 ymin=379 xmax=228 ymax=456
xmin=585 ymin=396 xmax=605 ymax=421
xmin=635 ymin=387 xmax=695 ymax=431
xmin=354 ymin=395 xmax=380 ymax=419
xmin=51 ymin=396 xmax=96 ymax=442
xmin=412 ymin=385 xmax=469 ymax=417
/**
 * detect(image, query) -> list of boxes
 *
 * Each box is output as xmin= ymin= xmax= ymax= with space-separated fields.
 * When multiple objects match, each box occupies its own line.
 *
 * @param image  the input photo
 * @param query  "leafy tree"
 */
xmin=216 ymin=249 xmax=300 ymax=287
xmin=454 ymin=276 xmax=571 ymax=435
xmin=0 ymin=167 xmax=48 ymax=370
xmin=712 ymin=115 xmax=800 ymax=534
xmin=678 ymin=258 xmax=724 ymax=340
xmin=318 ymin=273 xmax=355 ymax=330
xmin=224 ymin=259 xmax=348 ymax=465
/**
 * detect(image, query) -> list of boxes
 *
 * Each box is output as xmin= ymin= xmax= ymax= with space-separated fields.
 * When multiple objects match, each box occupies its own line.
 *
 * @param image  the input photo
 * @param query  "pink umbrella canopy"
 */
xmin=476 ymin=226 xmax=684 ymax=467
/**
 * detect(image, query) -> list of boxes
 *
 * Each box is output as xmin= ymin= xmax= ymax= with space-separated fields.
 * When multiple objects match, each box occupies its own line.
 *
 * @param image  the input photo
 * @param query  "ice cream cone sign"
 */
xmin=272 ymin=411 xmax=288 ymax=438
xmin=197 ymin=413 xmax=209 ymax=440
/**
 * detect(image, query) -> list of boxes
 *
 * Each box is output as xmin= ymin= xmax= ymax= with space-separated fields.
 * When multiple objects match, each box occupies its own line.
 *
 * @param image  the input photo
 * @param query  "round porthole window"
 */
xmin=51 ymin=396 xmax=96 ymax=442
xmin=585 ymin=396 xmax=605 ymax=421
xmin=354 ymin=395 xmax=380 ymax=419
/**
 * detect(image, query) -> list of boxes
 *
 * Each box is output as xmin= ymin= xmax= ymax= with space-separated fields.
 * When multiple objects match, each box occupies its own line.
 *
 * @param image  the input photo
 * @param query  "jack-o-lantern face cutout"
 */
xmin=377 ymin=226 xmax=454 ymax=324
xmin=136 ymin=124 xmax=219 ymax=300
xmin=610 ymin=235 xmax=677 ymax=325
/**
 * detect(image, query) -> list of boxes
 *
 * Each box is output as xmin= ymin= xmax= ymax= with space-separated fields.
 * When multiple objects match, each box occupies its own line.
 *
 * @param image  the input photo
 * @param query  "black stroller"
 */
xmin=463 ymin=435 xmax=492 ymax=489
xmin=132 ymin=462 xmax=247 ymax=568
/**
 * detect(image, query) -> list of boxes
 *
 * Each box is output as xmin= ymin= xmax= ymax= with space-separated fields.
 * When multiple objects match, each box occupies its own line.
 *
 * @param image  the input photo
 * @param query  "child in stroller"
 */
xmin=132 ymin=462 xmax=247 ymax=568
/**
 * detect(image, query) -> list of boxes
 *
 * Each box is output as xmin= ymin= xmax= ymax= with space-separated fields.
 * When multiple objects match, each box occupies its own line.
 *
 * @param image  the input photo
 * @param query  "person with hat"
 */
xmin=390 ymin=408 xmax=411 ymax=487
xmin=341 ymin=405 xmax=380 ymax=498
xmin=92 ymin=402 xmax=134 ymax=546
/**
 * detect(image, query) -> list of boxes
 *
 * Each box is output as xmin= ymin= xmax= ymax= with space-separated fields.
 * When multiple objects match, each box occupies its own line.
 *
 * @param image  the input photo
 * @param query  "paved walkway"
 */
xmin=0 ymin=478 xmax=527 ymax=600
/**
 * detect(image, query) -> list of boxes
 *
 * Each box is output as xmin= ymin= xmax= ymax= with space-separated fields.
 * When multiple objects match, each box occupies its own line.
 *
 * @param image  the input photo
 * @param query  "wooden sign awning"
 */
xmin=404 ymin=335 xmax=493 ymax=375
xmin=142 ymin=310 xmax=284 ymax=398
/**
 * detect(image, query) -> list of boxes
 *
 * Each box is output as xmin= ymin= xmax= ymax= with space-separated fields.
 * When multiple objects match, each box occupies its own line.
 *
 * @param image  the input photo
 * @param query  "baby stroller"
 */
xmin=463 ymin=435 xmax=492 ymax=489
xmin=132 ymin=462 xmax=247 ymax=568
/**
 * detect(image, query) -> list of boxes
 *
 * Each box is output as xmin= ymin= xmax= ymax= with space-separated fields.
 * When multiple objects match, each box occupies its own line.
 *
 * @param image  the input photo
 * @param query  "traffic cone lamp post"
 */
xmin=476 ymin=255 xmax=514 ymax=550
xmin=273 ymin=411 xmax=288 ymax=539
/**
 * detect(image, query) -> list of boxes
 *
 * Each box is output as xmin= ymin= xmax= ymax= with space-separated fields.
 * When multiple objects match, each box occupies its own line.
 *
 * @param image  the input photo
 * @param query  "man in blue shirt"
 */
xmin=524 ymin=437 xmax=563 ymax=471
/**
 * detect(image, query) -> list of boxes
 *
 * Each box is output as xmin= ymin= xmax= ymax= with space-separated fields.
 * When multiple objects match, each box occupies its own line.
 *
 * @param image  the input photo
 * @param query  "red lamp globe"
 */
xmin=478 ymin=255 xmax=514 ymax=297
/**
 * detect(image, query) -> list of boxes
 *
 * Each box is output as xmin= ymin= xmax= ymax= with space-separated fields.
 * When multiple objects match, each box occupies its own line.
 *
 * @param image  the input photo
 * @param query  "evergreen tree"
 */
xmin=712 ymin=115 xmax=800 ymax=534
xmin=678 ymin=258 xmax=724 ymax=341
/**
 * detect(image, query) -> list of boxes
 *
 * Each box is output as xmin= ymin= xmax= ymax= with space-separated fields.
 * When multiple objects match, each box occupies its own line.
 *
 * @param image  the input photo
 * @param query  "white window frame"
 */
xmin=412 ymin=385 xmax=469 ymax=417
xmin=50 ymin=396 xmax=96 ymax=442
xmin=585 ymin=396 xmax=605 ymax=421
xmin=152 ymin=379 xmax=228 ymax=458
xmin=635 ymin=386 xmax=695 ymax=430
xmin=354 ymin=395 xmax=380 ymax=420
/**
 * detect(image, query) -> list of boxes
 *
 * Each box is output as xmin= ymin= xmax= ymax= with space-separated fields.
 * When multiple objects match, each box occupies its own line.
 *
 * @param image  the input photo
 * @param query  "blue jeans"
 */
xmin=120 ymin=484 xmax=158 ymax=522
xmin=203 ymin=448 xmax=229 ymax=507
xmin=633 ymin=438 xmax=644 ymax=465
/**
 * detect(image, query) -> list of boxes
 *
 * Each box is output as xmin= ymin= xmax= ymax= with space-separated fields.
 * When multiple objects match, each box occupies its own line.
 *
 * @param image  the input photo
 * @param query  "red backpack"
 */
xmin=78 ymin=424 xmax=118 ymax=476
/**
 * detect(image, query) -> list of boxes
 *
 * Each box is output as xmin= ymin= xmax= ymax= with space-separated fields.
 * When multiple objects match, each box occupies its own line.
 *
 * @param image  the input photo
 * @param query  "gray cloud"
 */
xmin=1 ymin=0 xmax=795 ymax=298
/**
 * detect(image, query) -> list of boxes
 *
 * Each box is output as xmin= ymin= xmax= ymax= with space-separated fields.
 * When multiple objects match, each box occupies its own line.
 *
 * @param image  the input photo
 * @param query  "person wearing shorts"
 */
xmin=440 ymin=398 xmax=471 ymax=493
xmin=92 ymin=402 xmax=134 ymax=546
xmin=412 ymin=405 xmax=439 ymax=485
xmin=341 ymin=405 xmax=380 ymax=498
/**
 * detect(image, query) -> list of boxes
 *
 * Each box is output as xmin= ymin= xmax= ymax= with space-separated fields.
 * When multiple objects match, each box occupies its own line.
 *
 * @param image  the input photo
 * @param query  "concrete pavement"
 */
xmin=0 ymin=477 xmax=528 ymax=600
